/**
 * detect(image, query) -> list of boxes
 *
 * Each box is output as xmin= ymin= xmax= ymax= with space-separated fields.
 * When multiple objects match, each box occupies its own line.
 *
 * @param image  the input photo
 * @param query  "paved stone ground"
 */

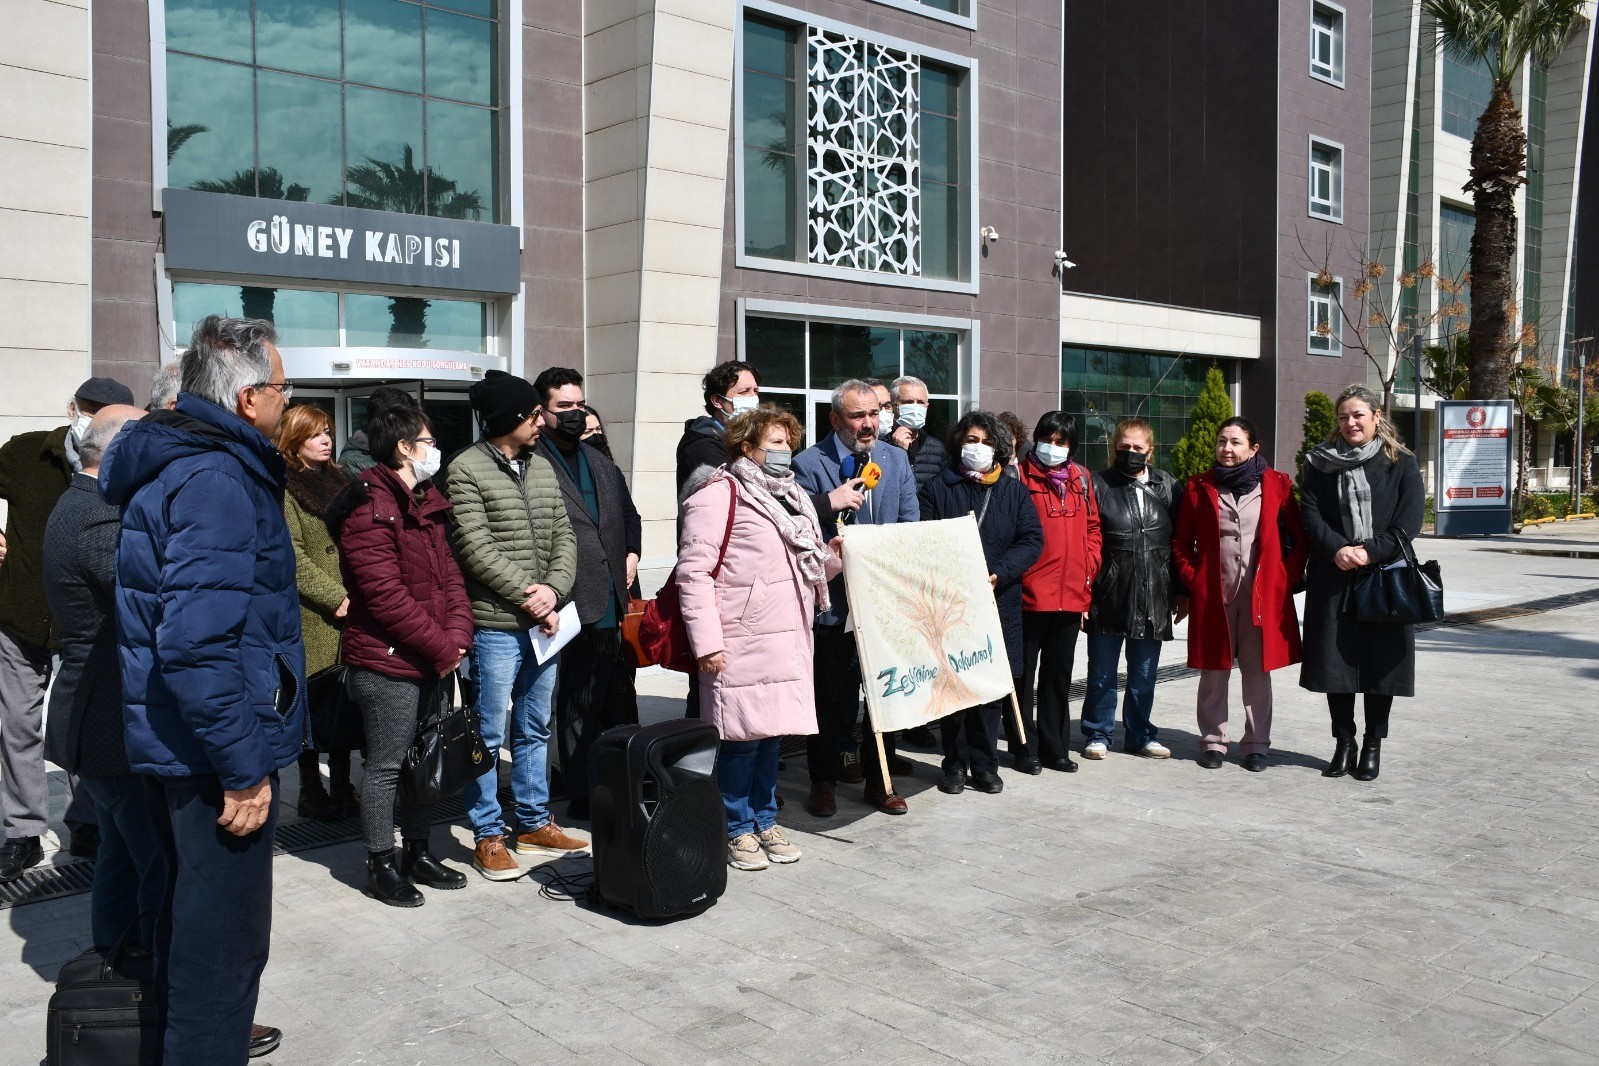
xmin=3 ymin=523 xmax=1599 ymax=1064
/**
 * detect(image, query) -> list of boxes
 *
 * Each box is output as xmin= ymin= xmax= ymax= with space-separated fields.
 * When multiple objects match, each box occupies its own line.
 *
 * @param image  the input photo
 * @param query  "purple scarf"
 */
xmin=1211 ymin=453 xmax=1268 ymax=497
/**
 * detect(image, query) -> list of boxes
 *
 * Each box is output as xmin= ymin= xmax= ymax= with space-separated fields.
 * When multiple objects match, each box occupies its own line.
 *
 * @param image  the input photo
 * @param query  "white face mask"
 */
xmin=69 ymin=409 xmax=91 ymax=440
xmin=411 ymin=443 xmax=441 ymax=482
xmin=724 ymin=394 xmax=759 ymax=417
xmin=877 ymin=409 xmax=895 ymax=437
xmin=896 ymin=403 xmax=927 ymax=430
xmin=960 ymin=442 xmax=995 ymax=472
xmin=1034 ymin=442 xmax=1071 ymax=467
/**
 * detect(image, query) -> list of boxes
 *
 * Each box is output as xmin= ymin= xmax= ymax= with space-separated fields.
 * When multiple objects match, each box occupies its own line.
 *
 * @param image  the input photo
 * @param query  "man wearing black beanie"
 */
xmin=443 ymin=371 xmax=586 ymax=881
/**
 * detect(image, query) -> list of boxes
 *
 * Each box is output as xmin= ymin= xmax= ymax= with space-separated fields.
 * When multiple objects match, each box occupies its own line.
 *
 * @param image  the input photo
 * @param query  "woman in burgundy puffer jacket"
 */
xmin=1014 ymin=411 xmax=1102 ymax=775
xmin=327 ymin=403 xmax=474 ymax=907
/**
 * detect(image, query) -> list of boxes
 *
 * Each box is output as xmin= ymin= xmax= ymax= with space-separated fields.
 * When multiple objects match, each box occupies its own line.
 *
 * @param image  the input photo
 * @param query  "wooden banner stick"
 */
xmin=1007 ymin=688 xmax=1027 ymax=746
xmin=873 ymin=729 xmax=892 ymax=796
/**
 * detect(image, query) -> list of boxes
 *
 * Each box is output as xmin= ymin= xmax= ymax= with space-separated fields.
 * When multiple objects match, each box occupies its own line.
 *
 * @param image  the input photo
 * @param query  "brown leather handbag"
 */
xmin=619 ymin=598 xmax=652 ymax=668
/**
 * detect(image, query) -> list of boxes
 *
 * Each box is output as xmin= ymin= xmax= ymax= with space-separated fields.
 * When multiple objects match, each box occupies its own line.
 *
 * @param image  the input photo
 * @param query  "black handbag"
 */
xmin=1347 ymin=531 xmax=1444 ymax=624
xmin=399 ymin=673 xmax=494 ymax=807
xmin=307 ymin=664 xmax=364 ymax=753
xmin=47 ymin=918 xmax=160 ymax=1065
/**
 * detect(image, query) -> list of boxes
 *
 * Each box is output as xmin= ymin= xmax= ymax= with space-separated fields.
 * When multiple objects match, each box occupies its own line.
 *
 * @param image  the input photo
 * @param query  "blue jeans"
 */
xmin=150 ymin=772 xmax=279 ymax=1066
xmin=718 ymin=738 xmax=779 ymax=838
xmin=80 ymin=774 xmax=168 ymax=952
xmin=465 ymin=628 xmax=559 ymax=840
xmin=1081 ymin=633 xmax=1163 ymax=750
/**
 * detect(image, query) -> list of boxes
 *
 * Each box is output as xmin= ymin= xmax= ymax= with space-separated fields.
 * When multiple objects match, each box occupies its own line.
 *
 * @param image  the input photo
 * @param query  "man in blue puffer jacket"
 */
xmin=99 ymin=315 xmax=304 ymax=1066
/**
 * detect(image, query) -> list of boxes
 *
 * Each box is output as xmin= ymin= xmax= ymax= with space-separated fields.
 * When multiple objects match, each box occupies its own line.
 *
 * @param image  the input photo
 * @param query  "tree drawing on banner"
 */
xmin=905 ymin=573 xmax=977 ymax=721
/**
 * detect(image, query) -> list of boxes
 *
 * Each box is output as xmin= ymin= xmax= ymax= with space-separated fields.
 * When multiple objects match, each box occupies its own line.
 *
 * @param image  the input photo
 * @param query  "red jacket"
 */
xmin=1019 ymin=457 xmax=1102 ymax=614
xmin=330 ymin=464 xmax=474 ymax=680
xmin=1171 ymin=468 xmax=1307 ymax=672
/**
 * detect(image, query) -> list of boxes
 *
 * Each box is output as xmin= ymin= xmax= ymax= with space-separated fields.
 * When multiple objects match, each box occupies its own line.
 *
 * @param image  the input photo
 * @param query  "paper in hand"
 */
xmin=531 ymin=601 xmax=581 ymax=665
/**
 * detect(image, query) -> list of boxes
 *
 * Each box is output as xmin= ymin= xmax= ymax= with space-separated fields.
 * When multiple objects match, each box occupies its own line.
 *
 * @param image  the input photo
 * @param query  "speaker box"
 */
xmin=589 ymin=719 xmax=727 ymax=920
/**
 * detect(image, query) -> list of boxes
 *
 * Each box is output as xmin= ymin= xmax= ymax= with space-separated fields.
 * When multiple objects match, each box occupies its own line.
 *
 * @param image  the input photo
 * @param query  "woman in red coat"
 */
xmin=1014 ymin=412 xmax=1102 ymax=774
xmin=1171 ymin=417 xmax=1307 ymax=772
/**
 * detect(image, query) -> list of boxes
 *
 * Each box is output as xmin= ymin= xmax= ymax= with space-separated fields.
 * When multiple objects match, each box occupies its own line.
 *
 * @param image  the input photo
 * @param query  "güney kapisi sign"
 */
xmin=162 ymin=189 xmax=521 ymax=296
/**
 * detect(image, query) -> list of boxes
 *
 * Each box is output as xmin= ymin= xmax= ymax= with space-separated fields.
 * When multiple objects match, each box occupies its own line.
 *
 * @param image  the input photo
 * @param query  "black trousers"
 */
xmin=807 ymin=625 xmax=894 ymax=788
xmin=556 ymin=626 xmax=637 ymax=806
xmin=150 ymin=772 xmax=278 ymax=1066
xmin=942 ymin=700 xmax=1003 ymax=775
xmin=1007 ymin=611 xmax=1083 ymax=763
xmin=1327 ymin=693 xmax=1393 ymax=738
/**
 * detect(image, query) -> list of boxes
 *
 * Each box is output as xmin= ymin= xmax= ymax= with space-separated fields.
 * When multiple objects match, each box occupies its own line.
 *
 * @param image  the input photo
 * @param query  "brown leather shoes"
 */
xmin=472 ymin=835 xmax=523 ymax=881
xmin=836 ymin=752 xmax=865 ymax=784
xmin=248 ymin=1024 xmax=281 ymax=1058
xmin=514 ymin=822 xmax=590 ymax=856
xmin=864 ymin=786 xmax=908 ymax=815
xmin=804 ymin=781 xmax=837 ymax=818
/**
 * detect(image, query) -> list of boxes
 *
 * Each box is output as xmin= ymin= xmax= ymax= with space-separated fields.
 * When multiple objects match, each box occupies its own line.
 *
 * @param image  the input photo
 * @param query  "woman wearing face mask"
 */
xmin=677 ymin=405 xmax=841 ymax=872
xmin=918 ymin=411 xmax=1044 ymax=796
xmin=1172 ymin=418 xmax=1307 ymax=772
xmin=326 ymin=403 xmax=475 ymax=906
xmin=1014 ymin=412 xmax=1101 ymax=775
xmin=274 ymin=404 xmax=357 ymax=820
xmin=1081 ymin=419 xmax=1185 ymax=761
xmin=580 ymin=405 xmax=613 ymax=460
xmin=1299 ymin=385 xmax=1424 ymax=782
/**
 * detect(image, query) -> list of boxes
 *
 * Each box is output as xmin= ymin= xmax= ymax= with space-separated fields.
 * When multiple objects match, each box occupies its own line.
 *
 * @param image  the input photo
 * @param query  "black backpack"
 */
xmin=46 ymin=918 xmax=160 ymax=1065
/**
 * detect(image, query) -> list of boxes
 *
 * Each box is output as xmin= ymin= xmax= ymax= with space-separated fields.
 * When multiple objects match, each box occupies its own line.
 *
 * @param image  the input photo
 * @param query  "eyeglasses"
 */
xmin=409 ymin=437 xmax=438 ymax=447
xmin=252 ymin=381 xmax=295 ymax=400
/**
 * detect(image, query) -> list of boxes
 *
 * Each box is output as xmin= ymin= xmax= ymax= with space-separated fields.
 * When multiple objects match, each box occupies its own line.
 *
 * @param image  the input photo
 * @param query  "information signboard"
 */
xmin=1435 ymin=399 xmax=1513 ymax=536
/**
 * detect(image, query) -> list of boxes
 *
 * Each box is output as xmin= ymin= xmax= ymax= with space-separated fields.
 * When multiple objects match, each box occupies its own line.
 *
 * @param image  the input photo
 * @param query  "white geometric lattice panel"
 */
xmin=806 ymin=28 xmax=920 ymax=275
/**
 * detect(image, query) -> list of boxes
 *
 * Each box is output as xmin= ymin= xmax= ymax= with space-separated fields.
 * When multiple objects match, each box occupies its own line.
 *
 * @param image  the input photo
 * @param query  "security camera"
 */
xmin=1053 ymin=250 xmax=1077 ymax=269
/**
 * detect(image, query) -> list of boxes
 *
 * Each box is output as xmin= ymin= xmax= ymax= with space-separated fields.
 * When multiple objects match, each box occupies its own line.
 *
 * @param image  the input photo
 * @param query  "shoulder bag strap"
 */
xmin=710 ymin=480 xmax=738 ymax=580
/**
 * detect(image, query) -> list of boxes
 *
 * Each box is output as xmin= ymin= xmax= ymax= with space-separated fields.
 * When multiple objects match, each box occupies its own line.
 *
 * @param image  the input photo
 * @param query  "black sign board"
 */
xmin=162 ymin=189 xmax=521 ymax=296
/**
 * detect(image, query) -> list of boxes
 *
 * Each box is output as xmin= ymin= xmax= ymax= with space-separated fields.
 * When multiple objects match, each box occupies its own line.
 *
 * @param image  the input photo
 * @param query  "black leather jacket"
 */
xmin=1085 ymin=466 xmax=1184 ymax=640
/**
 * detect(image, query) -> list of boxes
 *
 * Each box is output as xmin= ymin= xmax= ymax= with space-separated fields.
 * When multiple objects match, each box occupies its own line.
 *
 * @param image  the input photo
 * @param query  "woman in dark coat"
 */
xmin=1299 ymin=385 xmax=1425 ymax=782
xmin=328 ymin=403 xmax=475 ymax=906
xmin=918 ymin=410 xmax=1043 ymax=796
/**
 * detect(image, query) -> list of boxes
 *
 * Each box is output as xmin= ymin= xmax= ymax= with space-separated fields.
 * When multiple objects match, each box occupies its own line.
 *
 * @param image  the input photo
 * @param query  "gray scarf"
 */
xmin=1306 ymin=437 xmax=1383 ymax=542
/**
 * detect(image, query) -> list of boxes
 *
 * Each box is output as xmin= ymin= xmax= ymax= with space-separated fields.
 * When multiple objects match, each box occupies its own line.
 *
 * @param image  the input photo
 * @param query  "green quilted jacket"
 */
xmin=284 ymin=490 xmax=346 ymax=676
xmin=442 ymin=440 xmax=577 ymax=630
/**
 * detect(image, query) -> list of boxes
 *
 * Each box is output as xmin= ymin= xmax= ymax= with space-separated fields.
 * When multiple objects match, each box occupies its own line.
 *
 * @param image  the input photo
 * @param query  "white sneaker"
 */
xmin=1083 ymin=741 xmax=1108 ymax=760
xmin=757 ymin=826 xmax=802 ymax=864
xmin=727 ymin=833 xmax=769 ymax=871
xmin=1137 ymin=741 xmax=1172 ymax=759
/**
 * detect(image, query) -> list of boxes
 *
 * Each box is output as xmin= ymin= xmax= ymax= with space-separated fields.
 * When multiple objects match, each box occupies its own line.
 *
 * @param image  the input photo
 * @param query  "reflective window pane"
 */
xmin=745 ymin=72 xmax=794 ymax=153
xmin=419 ymin=298 xmax=488 ymax=351
xmin=167 ymin=55 xmax=256 ymax=192
xmin=922 ymin=65 xmax=958 ymax=117
xmin=926 ymin=398 xmax=959 ymax=447
xmin=422 ymin=395 xmax=475 ymax=459
xmin=166 ymin=0 xmax=252 ymax=63
xmin=346 ymin=294 xmax=484 ymax=350
xmin=174 ymin=282 xmax=245 ymax=338
xmin=808 ymin=322 xmax=899 ymax=389
xmin=745 ymin=316 xmax=805 ymax=388
xmin=427 ymin=0 xmax=496 ymax=17
xmin=744 ymin=17 xmax=794 ymax=78
xmin=426 ymin=100 xmax=497 ymax=221
xmin=921 ymin=181 xmax=959 ymax=280
xmin=904 ymin=330 xmax=957 ymax=393
xmin=923 ymin=113 xmax=956 ymax=184
xmin=426 ymin=8 xmax=496 ymax=105
xmin=344 ymin=0 xmax=423 ymax=93
xmin=173 ymin=283 xmax=338 ymax=347
xmin=744 ymin=149 xmax=796 ymax=260
xmin=256 ymin=71 xmax=342 ymax=203
xmin=255 ymin=0 xmax=341 ymax=78
xmin=344 ymin=87 xmax=426 ymax=213
xmin=268 ymin=288 xmax=340 ymax=346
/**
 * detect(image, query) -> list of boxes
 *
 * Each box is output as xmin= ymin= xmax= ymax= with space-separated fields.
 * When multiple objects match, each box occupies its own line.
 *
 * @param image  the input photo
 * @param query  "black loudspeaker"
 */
xmin=589 ymin=719 xmax=727 ymax=920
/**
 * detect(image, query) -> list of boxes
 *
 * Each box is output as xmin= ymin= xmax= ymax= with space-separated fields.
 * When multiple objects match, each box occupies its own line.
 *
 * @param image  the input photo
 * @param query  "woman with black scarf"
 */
xmin=277 ymin=405 xmax=358 ymax=820
xmin=1172 ymin=418 xmax=1307 ymax=772
xmin=1298 ymin=386 xmax=1425 ymax=782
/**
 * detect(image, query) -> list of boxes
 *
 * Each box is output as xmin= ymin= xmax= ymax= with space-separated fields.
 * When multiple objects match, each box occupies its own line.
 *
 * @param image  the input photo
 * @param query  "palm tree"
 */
xmin=167 ymin=120 xmax=207 ymax=163
xmin=1421 ymin=0 xmax=1586 ymax=400
xmin=191 ymin=167 xmax=310 ymax=202
xmin=338 ymin=145 xmax=484 ymax=221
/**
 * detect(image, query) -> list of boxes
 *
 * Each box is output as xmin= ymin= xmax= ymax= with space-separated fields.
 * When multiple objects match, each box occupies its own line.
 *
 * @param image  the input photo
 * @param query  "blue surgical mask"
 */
xmin=896 ymin=403 xmax=927 ymax=430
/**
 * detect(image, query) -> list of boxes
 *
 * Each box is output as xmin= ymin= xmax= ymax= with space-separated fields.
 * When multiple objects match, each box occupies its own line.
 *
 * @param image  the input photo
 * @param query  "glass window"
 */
xmin=1309 ymin=275 xmax=1342 ymax=355
xmin=809 ymin=322 xmax=901 ymax=388
xmin=1309 ymin=139 xmax=1342 ymax=222
xmin=1442 ymin=52 xmax=1494 ymax=139
xmin=744 ymin=316 xmax=806 ymax=388
xmin=1439 ymin=202 xmax=1475 ymax=335
xmin=743 ymin=18 xmax=799 ymax=261
xmin=345 ymin=294 xmax=488 ymax=351
xmin=255 ymin=71 xmax=343 ymax=203
xmin=166 ymin=55 xmax=255 ymax=192
xmin=1310 ymin=2 xmax=1345 ymax=85
xmin=165 ymin=0 xmax=502 ymax=222
xmin=904 ymin=330 xmax=958 ymax=392
xmin=345 ymin=0 xmax=423 ymax=93
xmin=1060 ymin=346 xmax=1235 ymax=471
xmin=173 ymin=282 xmax=339 ymax=347
xmin=254 ymin=0 xmax=340 ymax=79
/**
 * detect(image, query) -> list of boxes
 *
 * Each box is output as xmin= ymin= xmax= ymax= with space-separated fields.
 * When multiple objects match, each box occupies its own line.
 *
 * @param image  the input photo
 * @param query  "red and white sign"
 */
xmin=1439 ymin=401 xmax=1512 ymax=510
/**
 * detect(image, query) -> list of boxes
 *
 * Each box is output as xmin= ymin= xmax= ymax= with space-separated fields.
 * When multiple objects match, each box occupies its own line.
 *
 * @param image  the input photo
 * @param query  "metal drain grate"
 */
xmin=7 ymin=585 xmax=1598 ymax=912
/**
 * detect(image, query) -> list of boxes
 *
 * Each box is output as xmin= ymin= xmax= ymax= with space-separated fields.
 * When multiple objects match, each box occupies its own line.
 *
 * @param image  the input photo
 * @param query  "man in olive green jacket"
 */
xmin=444 ymin=370 xmax=585 ymax=882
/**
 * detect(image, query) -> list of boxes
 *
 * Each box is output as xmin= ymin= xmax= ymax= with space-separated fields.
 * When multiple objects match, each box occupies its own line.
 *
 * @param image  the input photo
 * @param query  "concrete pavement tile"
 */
xmin=1064 ymin=926 xmax=1211 ymax=979
xmin=1358 ymin=991 xmax=1540 ymax=1062
xmin=1430 ymin=938 xmax=1545 ymax=979
xmin=1504 ymin=962 xmax=1599 ymax=1000
xmin=1196 ymin=1028 xmax=1340 ymax=1065
xmin=1529 ymin=995 xmax=1599 ymax=1052
xmin=1486 ymin=1033 xmax=1599 ymax=1065
xmin=1103 ymin=1034 xmax=1204 ymax=1064
xmin=1310 ymin=942 xmax=1474 ymax=1000
xmin=1457 ymin=976 xmax=1570 ymax=1018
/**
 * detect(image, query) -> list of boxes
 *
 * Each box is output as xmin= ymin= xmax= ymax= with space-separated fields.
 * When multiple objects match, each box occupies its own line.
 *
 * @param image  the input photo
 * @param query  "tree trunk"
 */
xmin=1466 ymin=86 xmax=1527 ymax=401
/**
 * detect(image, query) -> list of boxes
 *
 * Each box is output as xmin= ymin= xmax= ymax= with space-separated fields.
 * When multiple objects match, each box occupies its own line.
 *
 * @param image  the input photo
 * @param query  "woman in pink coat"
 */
xmin=677 ymin=405 xmax=841 ymax=873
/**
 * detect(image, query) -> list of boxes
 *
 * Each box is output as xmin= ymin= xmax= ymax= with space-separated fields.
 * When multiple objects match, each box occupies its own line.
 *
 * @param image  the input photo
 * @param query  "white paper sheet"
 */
xmin=530 ymin=601 xmax=581 ymax=665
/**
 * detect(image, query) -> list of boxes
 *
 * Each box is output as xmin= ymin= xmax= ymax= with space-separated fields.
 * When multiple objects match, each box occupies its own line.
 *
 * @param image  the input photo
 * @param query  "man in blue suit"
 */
xmin=793 ymin=379 xmax=919 ymax=818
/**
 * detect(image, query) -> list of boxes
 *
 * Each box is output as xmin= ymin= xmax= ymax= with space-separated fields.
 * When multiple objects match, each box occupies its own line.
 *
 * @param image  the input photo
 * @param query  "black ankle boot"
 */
xmin=364 ymin=849 xmax=424 ymax=907
xmin=1353 ymin=736 xmax=1382 ymax=781
xmin=400 ymin=839 xmax=466 ymax=890
xmin=1322 ymin=735 xmax=1357 ymax=778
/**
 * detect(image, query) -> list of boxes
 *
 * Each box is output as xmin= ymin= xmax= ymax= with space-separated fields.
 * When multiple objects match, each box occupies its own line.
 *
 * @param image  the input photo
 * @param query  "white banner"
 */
xmin=840 ymin=516 xmax=1014 ymax=734
xmin=1438 ymin=400 xmax=1512 ymax=509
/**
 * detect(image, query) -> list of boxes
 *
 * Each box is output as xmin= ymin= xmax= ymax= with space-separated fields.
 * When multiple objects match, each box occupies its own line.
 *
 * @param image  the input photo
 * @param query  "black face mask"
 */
xmin=1114 ymin=448 xmax=1148 ymax=476
xmin=551 ymin=408 xmax=587 ymax=442
xmin=586 ymin=433 xmax=610 ymax=456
